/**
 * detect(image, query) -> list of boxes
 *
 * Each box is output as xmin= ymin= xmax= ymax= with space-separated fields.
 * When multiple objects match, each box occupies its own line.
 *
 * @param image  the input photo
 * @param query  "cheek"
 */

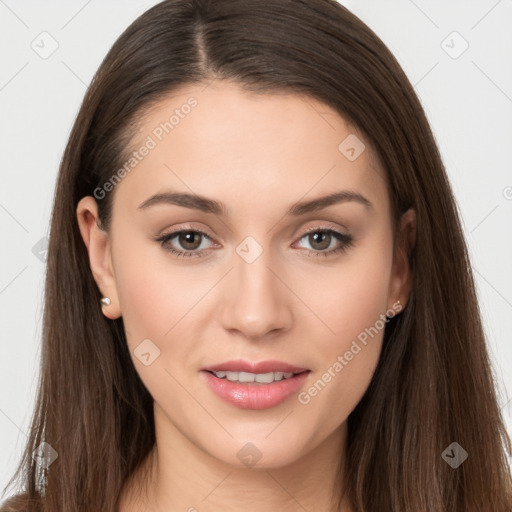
xmin=301 ymin=240 xmax=393 ymax=350
xmin=111 ymin=239 xmax=205 ymax=404
xmin=294 ymin=240 xmax=392 ymax=415
xmin=113 ymin=244 xmax=167 ymax=339
xmin=111 ymin=234 xmax=200 ymax=353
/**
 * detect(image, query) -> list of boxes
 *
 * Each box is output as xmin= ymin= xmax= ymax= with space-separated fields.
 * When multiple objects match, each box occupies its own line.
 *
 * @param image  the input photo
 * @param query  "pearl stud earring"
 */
xmin=100 ymin=297 xmax=111 ymax=306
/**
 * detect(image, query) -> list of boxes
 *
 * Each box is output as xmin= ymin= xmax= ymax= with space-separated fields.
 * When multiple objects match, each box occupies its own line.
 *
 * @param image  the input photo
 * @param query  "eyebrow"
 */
xmin=137 ymin=189 xmax=374 ymax=216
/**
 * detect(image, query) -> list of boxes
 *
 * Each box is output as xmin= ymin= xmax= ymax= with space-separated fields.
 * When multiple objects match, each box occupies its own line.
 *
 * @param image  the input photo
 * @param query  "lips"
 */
xmin=200 ymin=359 xmax=311 ymax=409
xmin=202 ymin=359 xmax=309 ymax=374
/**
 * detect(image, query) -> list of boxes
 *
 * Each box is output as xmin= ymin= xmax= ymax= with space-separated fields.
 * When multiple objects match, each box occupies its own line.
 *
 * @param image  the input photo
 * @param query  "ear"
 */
xmin=76 ymin=196 xmax=122 ymax=320
xmin=387 ymin=208 xmax=416 ymax=313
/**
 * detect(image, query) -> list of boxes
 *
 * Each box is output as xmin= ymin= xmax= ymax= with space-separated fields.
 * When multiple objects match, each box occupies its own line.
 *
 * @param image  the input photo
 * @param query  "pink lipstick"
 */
xmin=201 ymin=359 xmax=310 ymax=409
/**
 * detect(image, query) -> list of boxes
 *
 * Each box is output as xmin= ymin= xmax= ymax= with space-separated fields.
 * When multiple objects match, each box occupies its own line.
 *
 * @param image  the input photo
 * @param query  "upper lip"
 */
xmin=202 ymin=359 xmax=310 ymax=374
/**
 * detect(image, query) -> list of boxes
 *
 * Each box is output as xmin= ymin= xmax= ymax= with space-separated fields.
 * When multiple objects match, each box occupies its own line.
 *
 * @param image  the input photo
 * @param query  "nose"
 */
xmin=219 ymin=247 xmax=293 ymax=341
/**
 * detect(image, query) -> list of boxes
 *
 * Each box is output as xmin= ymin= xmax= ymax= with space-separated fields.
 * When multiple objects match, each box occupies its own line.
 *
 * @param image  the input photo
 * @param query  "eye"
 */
xmin=155 ymin=229 xmax=214 ymax=258
xmin=294 ymin=227 xmax=354 ymax=257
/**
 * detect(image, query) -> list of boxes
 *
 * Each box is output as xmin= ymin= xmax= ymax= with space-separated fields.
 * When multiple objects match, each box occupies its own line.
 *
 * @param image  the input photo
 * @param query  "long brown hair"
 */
xmin=2 ymin=0 xmax=511 ymax=510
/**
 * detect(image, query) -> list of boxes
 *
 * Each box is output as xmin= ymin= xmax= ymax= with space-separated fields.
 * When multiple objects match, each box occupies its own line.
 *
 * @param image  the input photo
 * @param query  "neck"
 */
xmin=118 ymin=404 xmax=352 ymax=512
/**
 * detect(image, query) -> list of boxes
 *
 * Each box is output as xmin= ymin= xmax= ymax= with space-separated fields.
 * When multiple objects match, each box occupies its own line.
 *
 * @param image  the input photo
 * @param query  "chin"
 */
xmin=205 ymin=434 xmax=310 ymax=470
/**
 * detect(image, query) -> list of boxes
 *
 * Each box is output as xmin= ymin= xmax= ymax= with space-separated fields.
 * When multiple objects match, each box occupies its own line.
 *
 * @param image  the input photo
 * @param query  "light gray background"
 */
xmin=1 ymin=0 xmax=511 ymax=495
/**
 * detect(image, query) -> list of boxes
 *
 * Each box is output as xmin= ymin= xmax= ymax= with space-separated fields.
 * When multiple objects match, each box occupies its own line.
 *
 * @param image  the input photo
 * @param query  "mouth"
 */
xmin=200 ymin=360 xmax=311 ymax=409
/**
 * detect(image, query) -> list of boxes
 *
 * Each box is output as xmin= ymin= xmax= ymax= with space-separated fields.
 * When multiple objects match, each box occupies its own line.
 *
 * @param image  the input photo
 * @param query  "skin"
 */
xmin=77 ymin=81 xmax=416 ymax=512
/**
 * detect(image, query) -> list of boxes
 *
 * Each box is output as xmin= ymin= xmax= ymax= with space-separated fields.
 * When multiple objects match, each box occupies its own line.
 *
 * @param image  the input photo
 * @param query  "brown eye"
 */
xmin=308 ymin=231 xmax=332 ymax=251
xmin=177 ymin=231 xmax=203 ymax=250
xmin=295 ymin=228 xmax=354 ymax=257
xmin=155 ymin=229 xmax=213 ymax=258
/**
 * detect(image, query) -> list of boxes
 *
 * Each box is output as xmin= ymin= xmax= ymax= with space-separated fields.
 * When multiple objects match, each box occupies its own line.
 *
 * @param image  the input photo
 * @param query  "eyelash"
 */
xmin=154 ymin=225 xmax=354 ymax=259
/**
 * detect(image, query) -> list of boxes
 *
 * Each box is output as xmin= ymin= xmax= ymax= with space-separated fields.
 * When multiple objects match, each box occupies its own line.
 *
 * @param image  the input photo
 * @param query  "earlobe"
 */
xmin=76 ymin=196 xmax=122 ymax=320
xmin=388 ymin=208 xmax=416 ymax=312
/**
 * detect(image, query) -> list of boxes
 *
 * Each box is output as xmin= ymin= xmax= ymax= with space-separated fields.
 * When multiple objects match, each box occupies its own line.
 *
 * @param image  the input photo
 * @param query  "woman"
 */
xmin=2 ymin=0 xmax=511 ymax=510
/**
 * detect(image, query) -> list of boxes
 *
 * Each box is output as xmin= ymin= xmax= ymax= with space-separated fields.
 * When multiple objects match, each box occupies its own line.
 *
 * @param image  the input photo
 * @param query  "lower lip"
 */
xmin=201 ymin=371 xmax=310 ymax=410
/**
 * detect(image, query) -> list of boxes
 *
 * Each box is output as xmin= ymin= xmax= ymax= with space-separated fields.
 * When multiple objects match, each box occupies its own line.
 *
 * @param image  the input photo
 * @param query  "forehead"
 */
xmin=113 ymin=81 xmax=388 ymax=217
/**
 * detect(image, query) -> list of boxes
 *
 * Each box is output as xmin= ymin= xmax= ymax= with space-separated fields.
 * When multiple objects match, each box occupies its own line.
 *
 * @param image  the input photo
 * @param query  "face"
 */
xmin=77 ymin=81 xmax=413 ymax=469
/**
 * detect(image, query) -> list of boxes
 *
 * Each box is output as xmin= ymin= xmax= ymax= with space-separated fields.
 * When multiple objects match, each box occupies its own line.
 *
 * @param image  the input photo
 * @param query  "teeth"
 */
xmin=225 ymin=371 xmax=238 ymax=381
xmin=239 ymin=371 xmax=255 ymax=383
xmin=213 ymin=370 xmax=296 ymax=383
xmin=256 ymin=372 xmax=276 ymax=383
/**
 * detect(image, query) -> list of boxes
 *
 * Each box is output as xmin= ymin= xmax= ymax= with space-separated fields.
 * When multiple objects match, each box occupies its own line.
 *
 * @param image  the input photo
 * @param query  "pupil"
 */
xmin=180 ymin=232 xmax=201 ymax=250
xmin=311 ymin=232 xmax=330 ymax=251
